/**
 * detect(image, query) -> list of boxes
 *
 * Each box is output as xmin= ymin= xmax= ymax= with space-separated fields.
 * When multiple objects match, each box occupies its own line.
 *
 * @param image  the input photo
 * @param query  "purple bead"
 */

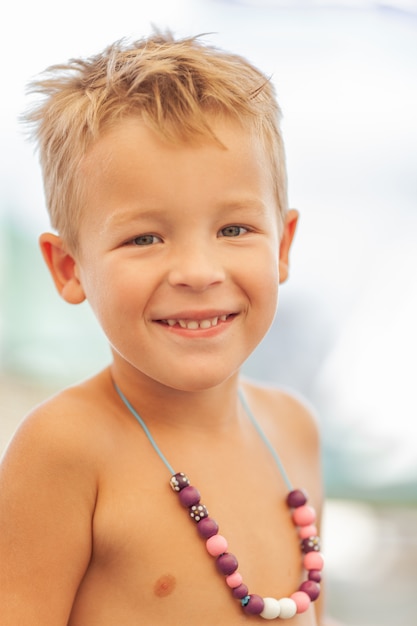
xmin=216 ymin=553 xmax=239 ymax=575
xmin=232 ymin=583 xmax=249 ymax=599
xmin=308 ymin=570 xmax=322 ymax=583
xmin=242 ymin=594 xmax=265 ymax=615
xmin=178 ymin=485 xmax=201 ymax=507
xmin=170 ymin=472 xmax=190 ymax=492
xmin=197 ymin=517 xmax=219 ymax=539
xmin=299 ymin=580 xmax=321 ymax=601
xmin=301 ymin=536 xmax=321 ymax=553
xmin=189 ymin=503 xmax=209 ymax=522
xmin=286 ymin=489 xmax=308 ymax=508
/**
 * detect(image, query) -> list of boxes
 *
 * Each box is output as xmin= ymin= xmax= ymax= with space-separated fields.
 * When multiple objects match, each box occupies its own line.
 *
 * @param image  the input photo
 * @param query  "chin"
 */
xmin=154 ymin=368 xmax=240 ymax=394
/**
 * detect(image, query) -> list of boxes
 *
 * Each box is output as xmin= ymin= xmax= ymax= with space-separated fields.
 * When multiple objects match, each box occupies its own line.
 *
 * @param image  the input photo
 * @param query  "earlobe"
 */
xmin=279 ymin=209 xmax=299 ymax=284
xmin=39 ymin=233 xmax=86 ymax=304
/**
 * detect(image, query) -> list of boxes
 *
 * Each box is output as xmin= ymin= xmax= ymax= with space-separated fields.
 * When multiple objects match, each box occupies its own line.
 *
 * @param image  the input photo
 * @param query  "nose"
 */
xmin=167 ymin=241 xmax=226 ymax=291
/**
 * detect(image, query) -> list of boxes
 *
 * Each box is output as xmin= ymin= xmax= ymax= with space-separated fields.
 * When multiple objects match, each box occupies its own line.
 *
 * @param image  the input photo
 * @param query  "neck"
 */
xmin=108 ymin=362 xmax=244 ymax=434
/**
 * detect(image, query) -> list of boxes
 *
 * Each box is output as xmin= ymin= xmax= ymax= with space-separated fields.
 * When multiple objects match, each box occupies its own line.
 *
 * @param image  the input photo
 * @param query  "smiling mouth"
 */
xmin=158 ymin=314 xmax=232 ymax=330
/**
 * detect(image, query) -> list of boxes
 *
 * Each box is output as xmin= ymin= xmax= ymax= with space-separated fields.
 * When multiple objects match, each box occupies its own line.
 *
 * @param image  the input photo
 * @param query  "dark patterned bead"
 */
xmin=178 ymin=485 xmax=201 ymax=507
xmin=170 ymin=472 xmax=190 ymax=492
xmin=286 ymin=489 xmax=308 ymax=508
xmin=197 ymin=517 xmax=219 ymax=539
xmin=308 ymin=569 xmax=322 ymax=583
xmin=301 ymin=536 xmax=321 ymax=553
xmin=299 ymin=580 xmax=321 ymax=601
xmin=189 ymin=503 xmax=209 ymax=522
xmin=242 ymin=594 xmax=264 ymax=615
xmin=216 ymin=553 xmax=239 ymax=575
xmin=232 ymin=583 xmax=249 ymax=599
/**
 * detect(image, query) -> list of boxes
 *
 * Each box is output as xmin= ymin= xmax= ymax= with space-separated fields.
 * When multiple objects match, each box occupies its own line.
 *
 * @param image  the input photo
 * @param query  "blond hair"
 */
xmin=23 ymin=31 xmax=288 ymax=251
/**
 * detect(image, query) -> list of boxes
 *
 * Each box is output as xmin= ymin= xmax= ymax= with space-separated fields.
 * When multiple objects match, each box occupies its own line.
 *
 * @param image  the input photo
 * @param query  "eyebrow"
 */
xmin=218 ymin=200 xmax=268 ymax=215
xmin=103 ymin=207 xmax=168 ymax=230
xmin=103 ymin=198 xmax=268 ymax=230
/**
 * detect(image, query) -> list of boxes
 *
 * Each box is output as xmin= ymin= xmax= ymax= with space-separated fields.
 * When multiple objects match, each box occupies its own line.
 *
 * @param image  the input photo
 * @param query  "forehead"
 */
xmin=76 ymin=115 xmax=278 ymax=231
xmin=81 ymin=114 xmax=272 ymax=182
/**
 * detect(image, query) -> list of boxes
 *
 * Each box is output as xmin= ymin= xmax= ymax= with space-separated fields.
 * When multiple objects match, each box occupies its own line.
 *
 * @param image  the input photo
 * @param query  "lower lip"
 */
xmin=155 ymin=315 xmax=236 ymax=338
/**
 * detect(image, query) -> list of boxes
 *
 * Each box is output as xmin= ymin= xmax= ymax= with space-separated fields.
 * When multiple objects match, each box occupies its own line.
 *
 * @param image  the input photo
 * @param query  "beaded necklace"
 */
xmin=115 ymin=384 xmax=323 ymax=620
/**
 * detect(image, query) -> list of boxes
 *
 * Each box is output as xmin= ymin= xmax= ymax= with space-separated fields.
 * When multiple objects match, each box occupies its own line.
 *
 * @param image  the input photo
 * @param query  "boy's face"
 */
xmin=49 ymin=116 xmax=295 ymax=392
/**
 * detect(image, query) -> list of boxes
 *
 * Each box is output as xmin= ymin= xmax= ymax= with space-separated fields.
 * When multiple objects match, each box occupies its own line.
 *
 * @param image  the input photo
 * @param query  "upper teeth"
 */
xmin=165 ymin=315 xmax=228 ymax=329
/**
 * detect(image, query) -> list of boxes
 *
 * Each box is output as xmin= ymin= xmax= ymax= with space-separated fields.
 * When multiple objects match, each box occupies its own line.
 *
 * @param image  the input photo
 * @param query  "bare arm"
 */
xmin=0 ymin=408 xmax=97 ymax=624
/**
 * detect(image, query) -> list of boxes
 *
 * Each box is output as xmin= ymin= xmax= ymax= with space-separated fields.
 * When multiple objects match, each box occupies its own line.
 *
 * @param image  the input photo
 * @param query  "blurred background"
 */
xmin=1 ymin=1 xmax=416 ymax=623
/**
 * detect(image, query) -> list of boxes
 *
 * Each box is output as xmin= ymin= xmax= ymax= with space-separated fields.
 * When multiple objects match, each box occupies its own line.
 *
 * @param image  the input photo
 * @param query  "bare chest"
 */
xmin=69 ymin=437 xmax=318 ymax=625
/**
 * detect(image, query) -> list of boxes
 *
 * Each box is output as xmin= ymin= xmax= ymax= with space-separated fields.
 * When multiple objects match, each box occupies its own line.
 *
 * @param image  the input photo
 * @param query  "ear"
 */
xmin=279 ymin=209 xmax=299 ymax=284
xmin=39 ymin=233 xmax=86 ymax=304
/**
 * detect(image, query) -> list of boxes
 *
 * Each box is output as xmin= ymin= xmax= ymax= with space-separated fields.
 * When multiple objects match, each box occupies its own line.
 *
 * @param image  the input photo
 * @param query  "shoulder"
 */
xmin=240 ymin=378 xmax=323 ymax=507
xmin=1 ymin=369 xmax=114 ymax=479
xmin=241 ymin=378 xmax=320 ymax=443
xmin=0 ymin=373 xmax=116 ymax=621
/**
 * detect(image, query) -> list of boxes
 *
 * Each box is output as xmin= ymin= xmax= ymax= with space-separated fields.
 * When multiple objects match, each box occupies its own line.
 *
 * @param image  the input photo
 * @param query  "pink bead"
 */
xmin=206 ymin=534 xmax=228 ymax=556
xmin=299 ymin=524 xmax=318 ymax=539
xmin=292 ymin=505 xmax=316 ymax=527
xmin=226 ymin=572 xmax=243 ymax=588
xmin=290 ymin=591 xmax=311 ymax=614
xmin=303 ymin=551 xmax=324 ymax=571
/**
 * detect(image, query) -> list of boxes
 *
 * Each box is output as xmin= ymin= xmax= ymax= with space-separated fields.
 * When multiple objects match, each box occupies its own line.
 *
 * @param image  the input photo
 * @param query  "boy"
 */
xmin=0 ymin=32 xmax=326 ymax=624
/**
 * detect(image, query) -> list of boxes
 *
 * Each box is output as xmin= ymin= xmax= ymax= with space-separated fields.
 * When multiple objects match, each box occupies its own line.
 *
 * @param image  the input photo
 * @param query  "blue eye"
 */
xmin=132 ymin=234 xmax=161 ymax=246
xmin=219 ymin=225 xmax=248 ymax=237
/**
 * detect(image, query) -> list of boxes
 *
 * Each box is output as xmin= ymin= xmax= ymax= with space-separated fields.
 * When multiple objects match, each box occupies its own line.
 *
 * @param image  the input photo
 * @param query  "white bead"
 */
xmin=260 ymin=597 xmax=281 ymax=619
xmin=278 ymin=597 xmax=297 ymax=619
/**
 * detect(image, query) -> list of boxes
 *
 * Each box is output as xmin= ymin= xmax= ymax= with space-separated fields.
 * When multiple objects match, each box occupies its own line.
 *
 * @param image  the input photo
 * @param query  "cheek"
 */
xmin=248 ymin=247 xmax=279 ymax=292
xmin=243 ymin=251 xmax=279 ymax=323
xmin=260 ymin=252 xmax=280 ymax=309
xmin=77 ymin=262 xmax=129 ymax=328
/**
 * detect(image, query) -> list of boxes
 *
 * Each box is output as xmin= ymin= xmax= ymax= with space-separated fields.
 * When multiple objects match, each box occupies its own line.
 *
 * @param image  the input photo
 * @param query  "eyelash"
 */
xmin=219 ymin=225 xmax=249 ymax=237
xmin=129 ymin=234 xmax=162 ymax=246
xmin=127 ymin=225 xmax=250 ymax=246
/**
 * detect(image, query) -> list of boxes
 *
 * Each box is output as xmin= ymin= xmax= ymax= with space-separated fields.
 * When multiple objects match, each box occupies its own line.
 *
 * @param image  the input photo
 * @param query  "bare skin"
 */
xmin=0 ymin=369 xmax=323 ymax=625
xmin=0 ymin=117 xmax=325 ymax=624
